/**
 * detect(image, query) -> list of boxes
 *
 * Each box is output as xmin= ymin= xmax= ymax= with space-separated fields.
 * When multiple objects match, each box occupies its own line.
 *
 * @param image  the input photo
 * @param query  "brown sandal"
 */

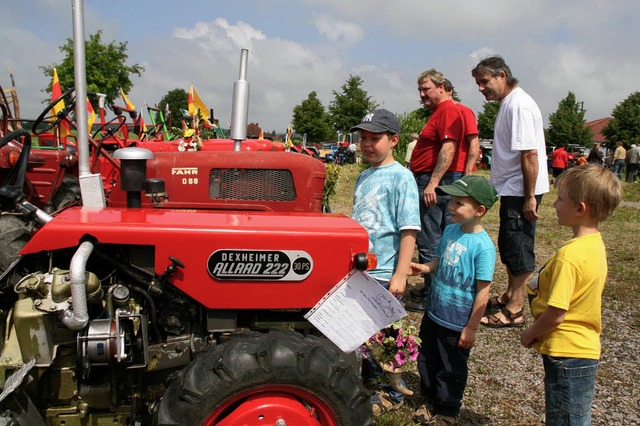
xmin=481 ymin=307 xmax=524 ymax=328
xmin=487 ymin=293 xmax=508 ymax=309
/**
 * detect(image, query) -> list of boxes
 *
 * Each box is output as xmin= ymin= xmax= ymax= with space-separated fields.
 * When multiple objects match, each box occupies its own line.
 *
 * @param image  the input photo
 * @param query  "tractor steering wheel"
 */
xmin=32 ymin=88 xmax=76 ymax=135
xmin=0 ymin=129 xmax=32 ymax=210
xmin=92 ymin=116 xmax=126 ymax=140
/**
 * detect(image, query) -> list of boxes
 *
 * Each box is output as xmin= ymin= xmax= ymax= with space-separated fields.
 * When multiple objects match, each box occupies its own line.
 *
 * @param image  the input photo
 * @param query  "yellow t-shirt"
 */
xmin=528 ymin=233 xmax=607 ymax=359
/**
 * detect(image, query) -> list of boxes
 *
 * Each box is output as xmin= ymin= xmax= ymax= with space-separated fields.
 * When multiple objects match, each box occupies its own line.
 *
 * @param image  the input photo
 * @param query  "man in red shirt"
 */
xmin=550 ymin=143 xmax=569 ymax=183
xmin=407 ymin=69 xmax=465 ymax=312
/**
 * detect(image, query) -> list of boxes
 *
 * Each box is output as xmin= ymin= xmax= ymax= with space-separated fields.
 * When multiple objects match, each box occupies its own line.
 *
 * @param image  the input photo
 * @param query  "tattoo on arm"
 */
xmin=429 ymin=140 xmax=456 ymax=186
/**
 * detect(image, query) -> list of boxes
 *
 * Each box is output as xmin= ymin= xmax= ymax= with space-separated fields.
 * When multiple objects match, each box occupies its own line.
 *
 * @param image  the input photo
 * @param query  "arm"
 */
xmin=387 ymin=229 xmax=417 ymax=297
xmin=520 ymin=149 xmax=539 ymax=221
xmin=464 ymin=135 xmax=480 ymax=176
xmin=458 ymin=280 xmax=491 ymax=349
xmin=424 ymin=139 xmax=456 ymax=207
xmin=521 ymin=306 xmax=566 ymax=348
xmin=409 ymin=258 xmax=439 ymax=276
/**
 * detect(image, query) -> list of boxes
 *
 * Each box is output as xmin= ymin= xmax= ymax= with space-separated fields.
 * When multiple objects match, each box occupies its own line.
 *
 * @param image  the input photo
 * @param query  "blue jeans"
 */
xmin=613 ymin=159 xmax=625 ymax=179
xmin=543 ymin=355 xmax=598 ymax=425
xmin=414 ymin=171 xmax=462 ymax=294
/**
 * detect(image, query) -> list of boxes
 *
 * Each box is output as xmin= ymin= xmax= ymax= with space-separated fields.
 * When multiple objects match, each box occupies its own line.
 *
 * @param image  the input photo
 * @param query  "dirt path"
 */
xmin=620 ymin=201 xmax=640 ymax=208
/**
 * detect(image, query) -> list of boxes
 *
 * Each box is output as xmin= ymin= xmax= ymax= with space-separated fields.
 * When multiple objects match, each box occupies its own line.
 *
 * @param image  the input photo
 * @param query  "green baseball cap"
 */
xmin=436 ymin=175 xmax=498 ymax=209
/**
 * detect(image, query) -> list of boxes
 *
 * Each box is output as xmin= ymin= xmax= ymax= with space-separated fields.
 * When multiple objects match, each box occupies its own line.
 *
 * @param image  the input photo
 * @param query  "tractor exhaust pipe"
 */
xmin=230 ymin=49 xmax=250 ymax=152
xmin=72 ymin=0 xmax=105 ymax=207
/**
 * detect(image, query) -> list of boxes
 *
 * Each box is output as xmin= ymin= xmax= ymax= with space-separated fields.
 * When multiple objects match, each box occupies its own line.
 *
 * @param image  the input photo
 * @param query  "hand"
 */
xmin=423 ymin=183 xmax=438 ymax=207
xmin=387 ymin=274 xmax=407 ymax=298
xmin=458 ymin=326 xmax=476 ymax=349
xmin=409 ymin=262 xmax=426 ymax=276
xmin=522 ymin=196 xmax=539 ymax=222
xmin=521 ymin=329 xmax=535 ymax=348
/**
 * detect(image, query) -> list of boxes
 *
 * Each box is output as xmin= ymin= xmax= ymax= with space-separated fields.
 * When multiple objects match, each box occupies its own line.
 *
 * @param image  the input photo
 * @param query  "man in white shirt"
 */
xmin=471 ymin=56 xmax=549 ymax=327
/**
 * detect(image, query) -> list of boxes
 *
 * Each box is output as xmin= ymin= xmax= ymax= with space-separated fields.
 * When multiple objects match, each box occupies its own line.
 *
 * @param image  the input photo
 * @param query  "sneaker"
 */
xmin=427 ymin=414 xmax=458 ymax=426
xmin=413 ymin=403 xmax=435 ymax=424
xmin=404 ymin=299 xmax=425 ymax=312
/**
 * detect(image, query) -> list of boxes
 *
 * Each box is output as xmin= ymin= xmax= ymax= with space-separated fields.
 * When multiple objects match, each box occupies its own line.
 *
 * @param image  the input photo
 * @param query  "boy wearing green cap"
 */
xmin=409 ymin=175 xmax=498 ymax=425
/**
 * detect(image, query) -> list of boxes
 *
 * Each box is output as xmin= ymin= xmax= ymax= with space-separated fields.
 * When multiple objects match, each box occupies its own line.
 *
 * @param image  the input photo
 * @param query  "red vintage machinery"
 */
xmin=0 ymin=48 xmax=375 ymax=426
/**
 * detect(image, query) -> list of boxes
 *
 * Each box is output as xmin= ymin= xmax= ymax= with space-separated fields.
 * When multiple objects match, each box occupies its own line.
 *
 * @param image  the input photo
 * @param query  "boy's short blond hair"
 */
xmin=555 ymin=165 xmax=621 ymax=222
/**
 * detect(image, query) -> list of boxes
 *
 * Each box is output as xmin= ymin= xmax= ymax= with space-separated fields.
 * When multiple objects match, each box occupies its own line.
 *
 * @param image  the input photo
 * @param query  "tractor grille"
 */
xmin=209 ymin=168 xmax=297 ymax=201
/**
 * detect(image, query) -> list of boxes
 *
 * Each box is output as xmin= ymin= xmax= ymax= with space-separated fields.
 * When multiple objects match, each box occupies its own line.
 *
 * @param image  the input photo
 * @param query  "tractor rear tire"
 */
xmin=0 ymin=216 xmax=31 ymax=276
xmin=156 ymin=329 xmax=374 ymax=426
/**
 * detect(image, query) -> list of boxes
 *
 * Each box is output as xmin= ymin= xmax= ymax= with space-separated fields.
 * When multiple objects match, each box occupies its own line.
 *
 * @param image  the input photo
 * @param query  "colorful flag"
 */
xmin=121 ymin=88 xmax=136 ymax=110
xmin=50 ymin=68 xmax=70 ymax=140
xmin=138 ymin=109 xmax=148 ymax=140
xmin=87 ymin=97 xmax=96 ymax=130
xmin=188 ymin=84 xmax=210 ymax=123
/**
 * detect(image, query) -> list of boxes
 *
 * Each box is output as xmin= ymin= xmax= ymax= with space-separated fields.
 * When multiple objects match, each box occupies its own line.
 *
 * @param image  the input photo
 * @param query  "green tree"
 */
xmin=395 ymin=109 xmax=427 ymax=165
xmin=41 ymin=30 xmax=144 ymax=110
xmin=292 ymin=91 xmax=334 ymax=142
xmin=603 ymin=91 xmax=640 ymax=147
xmin=157 ymin=88 xmax=189 ymax=128
xmin=328 ymin=75 xmax=377 ymax=134
xmin=477 ymin=101 xmax=499 ymax=139
xmin=547 ymin=92 xmax=592 ymax=148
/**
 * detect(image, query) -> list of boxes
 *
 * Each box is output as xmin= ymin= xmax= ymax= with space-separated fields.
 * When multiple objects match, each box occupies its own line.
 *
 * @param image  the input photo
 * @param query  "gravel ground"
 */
xmin=380 ymin=276 xmax=640 ymax=426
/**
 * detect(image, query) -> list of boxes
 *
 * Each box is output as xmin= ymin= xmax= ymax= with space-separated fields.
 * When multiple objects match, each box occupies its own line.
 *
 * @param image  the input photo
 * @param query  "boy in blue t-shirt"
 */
xmin=409 ymin=175 xmax=498 ymax=425
xmin=350 ymin=109 xmax=421 ymax=412
xmin=351 ymin=109 xmax=421 ymax=297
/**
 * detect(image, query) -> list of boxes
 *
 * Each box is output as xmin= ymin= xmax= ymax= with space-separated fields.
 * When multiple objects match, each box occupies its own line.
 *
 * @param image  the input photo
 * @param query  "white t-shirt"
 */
xmin=491 ymin=87 xmax=549 ymax=197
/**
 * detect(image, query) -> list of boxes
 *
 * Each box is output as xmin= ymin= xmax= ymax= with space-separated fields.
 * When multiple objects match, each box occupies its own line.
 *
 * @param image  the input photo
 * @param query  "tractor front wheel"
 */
xmin=156 ymin=329 xmax=373 ymax=426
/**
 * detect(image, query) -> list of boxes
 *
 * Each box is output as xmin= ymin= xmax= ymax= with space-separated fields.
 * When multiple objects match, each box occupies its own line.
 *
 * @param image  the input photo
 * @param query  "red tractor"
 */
xmin=0 ymin=50 xmax=376 ymax=425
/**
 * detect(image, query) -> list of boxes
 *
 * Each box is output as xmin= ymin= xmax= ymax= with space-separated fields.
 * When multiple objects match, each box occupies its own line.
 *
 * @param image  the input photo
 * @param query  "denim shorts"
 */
xmin=498 ymin=195 xmax=542 ymax=275
xmin=543 ymin=355 xmax=598 ymax=425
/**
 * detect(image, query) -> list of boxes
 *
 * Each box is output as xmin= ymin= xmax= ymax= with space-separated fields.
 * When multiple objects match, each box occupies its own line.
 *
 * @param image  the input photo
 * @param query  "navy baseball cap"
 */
xmin=350 ymin=109 xmax=400 ymax=134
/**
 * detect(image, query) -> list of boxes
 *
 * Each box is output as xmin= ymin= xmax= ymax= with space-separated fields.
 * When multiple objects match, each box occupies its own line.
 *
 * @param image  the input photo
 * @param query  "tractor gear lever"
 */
xmin=152 ymin=257 xmax=185 ymax=294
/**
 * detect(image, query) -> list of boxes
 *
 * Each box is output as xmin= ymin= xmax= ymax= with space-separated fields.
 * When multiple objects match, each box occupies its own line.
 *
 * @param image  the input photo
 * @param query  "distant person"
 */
xmin=409 ymin=175 xmax=498 ymax=425
xmin=405 ymin=69 xmax=465 ymax=313
xmin=625 ymin=143 xmax=639 ymax=183
xmin=350 ymin=109 xmax=421 ymax=412
xmin=577 ymin=154 xmax=587 ymax=166
xmin=586 ymin=143 xmax=604 ymax=165
xmin=522 ymin=165 xmax=621 ymax=425
xmin=550 ymin=143 xmax=569 ymax=183
xmin=471 ymin=55 xmax=549 ymax=327
xmin=612 ymin=141 xmax=626 ymax=180
xmin=405 ymin=133 xmax=419 ymax=170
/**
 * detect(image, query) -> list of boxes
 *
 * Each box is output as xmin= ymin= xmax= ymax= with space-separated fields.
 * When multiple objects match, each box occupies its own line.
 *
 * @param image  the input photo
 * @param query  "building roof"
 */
xmin=584 ymin=117 xmax=611 ymax=143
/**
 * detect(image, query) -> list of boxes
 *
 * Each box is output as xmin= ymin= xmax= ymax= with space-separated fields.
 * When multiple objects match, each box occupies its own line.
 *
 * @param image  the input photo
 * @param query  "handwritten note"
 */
xmin=304 ymin=270 xmax=406 ymax=352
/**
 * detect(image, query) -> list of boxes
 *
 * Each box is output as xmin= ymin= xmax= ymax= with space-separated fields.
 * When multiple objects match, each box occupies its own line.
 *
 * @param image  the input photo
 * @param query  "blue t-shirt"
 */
xmin=351 ymin=161 xmax=421 ymax=281
xmin=427 ymin=223 xmax=496 ymax=331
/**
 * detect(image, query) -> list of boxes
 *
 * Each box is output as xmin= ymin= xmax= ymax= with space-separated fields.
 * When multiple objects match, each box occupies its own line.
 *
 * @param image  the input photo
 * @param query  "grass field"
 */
xmin=329 ymin=164 xmax=640 ymax=425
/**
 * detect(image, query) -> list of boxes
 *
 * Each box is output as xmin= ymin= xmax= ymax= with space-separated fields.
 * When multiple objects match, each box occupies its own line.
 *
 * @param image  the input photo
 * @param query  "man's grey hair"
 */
xmin=471 ymin=55 xmax=519 ymax=87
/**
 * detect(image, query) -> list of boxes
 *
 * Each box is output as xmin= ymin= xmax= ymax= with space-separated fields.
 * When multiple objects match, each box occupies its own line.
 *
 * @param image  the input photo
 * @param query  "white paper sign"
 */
xmin=304 ymin=270 xmax=406 ymax=352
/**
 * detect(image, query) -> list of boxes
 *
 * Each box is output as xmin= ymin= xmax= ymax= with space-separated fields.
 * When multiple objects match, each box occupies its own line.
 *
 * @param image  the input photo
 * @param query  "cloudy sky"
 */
xmin=2 ymin=0 xmax=639 ymax=133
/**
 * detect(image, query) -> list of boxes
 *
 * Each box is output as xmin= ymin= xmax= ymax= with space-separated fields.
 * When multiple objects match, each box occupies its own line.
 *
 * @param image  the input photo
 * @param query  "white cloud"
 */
xmin=311 ymin=13 xmax=363 ymax=47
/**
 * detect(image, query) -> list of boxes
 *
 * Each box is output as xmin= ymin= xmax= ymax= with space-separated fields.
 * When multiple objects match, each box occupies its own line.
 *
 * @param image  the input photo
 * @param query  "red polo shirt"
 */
xmin=448 ymin=103 xmax=478 ymax=172
xmin=410 ymin=100 xmax=464 ymax=173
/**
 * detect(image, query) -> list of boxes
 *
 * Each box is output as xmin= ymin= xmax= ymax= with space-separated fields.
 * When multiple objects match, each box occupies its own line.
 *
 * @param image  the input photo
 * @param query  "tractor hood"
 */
xmin=20 ymin=207 xmax=370 ymax=309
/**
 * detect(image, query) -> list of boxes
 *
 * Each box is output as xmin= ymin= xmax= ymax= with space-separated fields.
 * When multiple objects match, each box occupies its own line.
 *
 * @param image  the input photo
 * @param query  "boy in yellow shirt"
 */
xmin=521 ymin=165 xmax=621 ymax=425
